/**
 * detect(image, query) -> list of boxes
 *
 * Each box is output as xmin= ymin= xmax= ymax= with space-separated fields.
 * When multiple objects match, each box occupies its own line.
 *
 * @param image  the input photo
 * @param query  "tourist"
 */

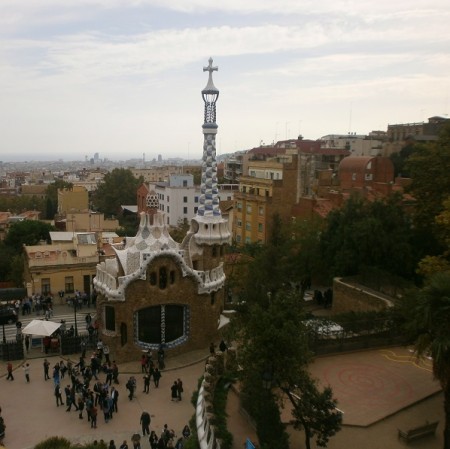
xmin=153 ymin=368 xmax=161 ymax=388
xmin=140 ymin=410 xmax=151 ymax=435
xmin=43 ymin=359 xmax=50 ymax=380
xmin=176 ymin=378 xmax=183 ymax=401
xmin=108 ymin=440 xmax=116 ymax=449
xmin=54 ymin=384 xmax=64 ymax=406
xmin=171 ymin=381 xmax=179 ymax=401
xmin=182 ymin=425 xmax=190 ymax=439
xmin=6 ymin=362 xmax=14 ymax=381
xmin=23 ymin=363 xmax=30 ymax=383
xmin=149 ymin=431 xmax=158 ymax=449
xmin=143 ymin=374 xmax=150 ymax=394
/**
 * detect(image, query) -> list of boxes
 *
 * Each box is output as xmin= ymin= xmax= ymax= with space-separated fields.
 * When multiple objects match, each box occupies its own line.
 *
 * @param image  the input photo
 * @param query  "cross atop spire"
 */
xmin=203 ymin=57 xmax=218 ymax=76
xmin=202 ymin=57 xmax=219 ymax=95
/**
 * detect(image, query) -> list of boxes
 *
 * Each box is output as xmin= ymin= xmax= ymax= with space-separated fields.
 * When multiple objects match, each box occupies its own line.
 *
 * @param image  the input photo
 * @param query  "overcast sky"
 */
xmin=0 ymin=1 xmax=449 ymax=162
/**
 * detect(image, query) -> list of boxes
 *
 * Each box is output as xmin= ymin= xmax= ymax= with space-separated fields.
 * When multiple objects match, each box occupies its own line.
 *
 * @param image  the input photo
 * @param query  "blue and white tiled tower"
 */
xmin=188 ymin=58 xmax=231 ymax=247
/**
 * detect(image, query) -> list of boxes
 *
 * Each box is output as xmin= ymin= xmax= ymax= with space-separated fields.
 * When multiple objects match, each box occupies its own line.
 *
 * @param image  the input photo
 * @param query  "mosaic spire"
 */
xmin=198 ymin=57 xmax=221 ymax=217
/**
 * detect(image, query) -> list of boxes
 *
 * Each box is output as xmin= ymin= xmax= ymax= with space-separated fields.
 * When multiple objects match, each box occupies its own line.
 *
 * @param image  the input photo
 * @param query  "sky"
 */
xmin=0 ymin=1 xmax=449 ymax=162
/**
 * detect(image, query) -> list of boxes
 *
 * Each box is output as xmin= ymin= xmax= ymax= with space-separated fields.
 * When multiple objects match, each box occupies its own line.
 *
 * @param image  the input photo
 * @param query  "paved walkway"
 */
xmin=0 ymin=303 xmax=445 ymax=449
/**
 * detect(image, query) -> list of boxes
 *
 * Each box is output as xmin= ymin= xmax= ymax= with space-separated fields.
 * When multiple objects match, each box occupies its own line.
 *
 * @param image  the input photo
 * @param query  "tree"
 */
xmin=237 ymin=290 xmax=341 ymax=449
xmin=281 ymin=375 xmax=342 ymax=449
xmin=91 ymin=168 xmax=142 ymax=217
xmin=319 ymin=195 xmax=416 ymax=280
xmin=4 ymin=220 xmax=54 ymax=252
xmin=45 ymin=180 xmax=73 ymax=219
xmin=401 ymin=271 xmax=450 ymax=449
xmin=406 ymin=122 xmax=450 ymax=257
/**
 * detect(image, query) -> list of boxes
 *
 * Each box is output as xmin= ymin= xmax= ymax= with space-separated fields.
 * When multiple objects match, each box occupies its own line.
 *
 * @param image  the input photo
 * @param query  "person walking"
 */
xmin=111 ymin=386 xmax=119 ymax=413
xmin=176 ymin=378 xmax=183 ymax=401
xmin=140 ymin=410 xmax=151 ymax=436
xmin=55 ymin=384 xmax=64 ymax=406
xmin=78 ymin=396 xmax=85 ymax=419
xmin=131 ymin=433 xmax=141 ymax=449
xmin=153 ymin=368 xmax=161 ymax=388
xmin=6 ymin=362 xmax=14 ymax=381
xmin=149 ymin=431 xmax=158 ymax=449
xmin=171 ymin=381 xmax=179 ymax=401
xmin=23 ymin=363 xmax=30 ymax=382
xmin=143 ymin=374 xmax=150 ymax=394
xmin=90 ymin=404 xmax=98 ymax=428
xmin=43 ymin=359 xmax=50 ymax=380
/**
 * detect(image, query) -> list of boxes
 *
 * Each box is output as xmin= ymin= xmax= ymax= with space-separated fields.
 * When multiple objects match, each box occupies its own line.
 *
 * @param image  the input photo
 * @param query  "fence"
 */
xmin=309 ymin=325 xmax=407 ymax=356
xmin=0 ymin=340 xmax=24 ymax=361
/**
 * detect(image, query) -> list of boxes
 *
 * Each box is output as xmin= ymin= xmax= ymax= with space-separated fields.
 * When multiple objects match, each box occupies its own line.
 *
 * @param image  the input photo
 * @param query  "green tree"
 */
xmin=45 ymin=180 xmax=73 ymax=219
xmin=237 ymin=290 xmax=341 ymax=449
xmin=4 ymin=220 xmax=54 ymax=252
xmin=401 ymin=271 xmax=450 ymax=449
xmin=320 ymin=195 xmax=415 ymax=280
xmin=91 ymin=168 xmax=142 ymax=217
xmin=282 ymin=375 xmax=342 ymax=449
xmin=169 ymin=218 xmax=190 ymax=243
xmin=406 ymin=123 xmax=450 ymax=257
xmin=0 ymin=245 xmax=16 ymax=282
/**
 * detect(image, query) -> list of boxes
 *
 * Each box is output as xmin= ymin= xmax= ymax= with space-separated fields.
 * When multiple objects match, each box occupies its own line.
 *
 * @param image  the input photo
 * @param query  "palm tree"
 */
xmin=406 ymin=271 xmax=450 ymax=449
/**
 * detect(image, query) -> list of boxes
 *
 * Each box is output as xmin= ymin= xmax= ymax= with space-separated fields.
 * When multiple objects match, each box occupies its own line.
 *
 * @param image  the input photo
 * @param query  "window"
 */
xmin=183 ymin=180 xmax=188 ymax=187
xmin=237 ymin=219 xmax=242 ymax=227
xmin=236 ymin=202 xmax=242 ymax=211
xmin=245 ymin=237 xmax=251 ymax=244
xmin=150 ymin=271 xmax=157 ymax=286
xmin=195 ymin=196 xmax=199 ymax=203
xmin=183 ymin=196 xmax=188 ymax=203
xmin=170 ymin=270 xmax=176 ymax=284
xmin=105 ymin=306 xmax=116 ymax=331
xmin=167 ymin=196 xmax=169 ymax=202
xmin=159 ymin=267 xmax=167 ymax=289
xmin=246 ymin=205 xmax=252 ymax=214
xmin=246 ymin=222 xmax=251 ymax=231
xmin=212 ymin=246 xmax=217 ymax=257
xmin=167 ymin=206 xmax=170 ymax=213
xmin=194 ymin=207 xmax=198 ymax=213
xmin=259 ymin=206 xmax=264 ymax=215
xmin=136 ymin=305 xmax=187 ymax=346
xmin=236 ymin=235 xmax=242 ymax=243
xmin=41 ymin=278 xmax=51 ymax=295
xmin=211 ymin=292 xmax=216 ymax=305
xmin=258 ymin=223 xmax=263 ymax=232
xmin=65 ymin=276 xmax=74 ymax=293
xmin=183 ymin=207 xmax=188 ymax=214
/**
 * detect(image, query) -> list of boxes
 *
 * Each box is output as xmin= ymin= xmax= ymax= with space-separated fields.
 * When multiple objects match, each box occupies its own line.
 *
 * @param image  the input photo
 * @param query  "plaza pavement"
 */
xmin=0 ymin=302 xmax=445 ymax=449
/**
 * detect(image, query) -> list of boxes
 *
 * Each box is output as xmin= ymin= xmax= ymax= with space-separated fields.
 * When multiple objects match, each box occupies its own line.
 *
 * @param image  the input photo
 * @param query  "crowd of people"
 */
xmin=34 ymin=345 xmax=189 ymax=448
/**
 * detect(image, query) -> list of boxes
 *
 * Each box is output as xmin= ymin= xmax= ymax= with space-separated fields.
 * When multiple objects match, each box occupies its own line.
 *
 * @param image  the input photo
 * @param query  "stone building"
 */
xmin=93 ymin=58 xmax=230 ymax=362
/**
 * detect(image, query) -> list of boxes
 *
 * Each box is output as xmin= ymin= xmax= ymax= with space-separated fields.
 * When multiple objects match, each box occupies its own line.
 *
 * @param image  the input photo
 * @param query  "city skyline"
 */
xmin=1 ymin=0 xmax=449 ymax=162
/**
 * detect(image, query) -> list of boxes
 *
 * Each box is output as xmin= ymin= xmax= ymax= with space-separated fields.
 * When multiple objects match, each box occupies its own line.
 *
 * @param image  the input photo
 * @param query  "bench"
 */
xmin=398 ymin=420 xmax=439 ymax=443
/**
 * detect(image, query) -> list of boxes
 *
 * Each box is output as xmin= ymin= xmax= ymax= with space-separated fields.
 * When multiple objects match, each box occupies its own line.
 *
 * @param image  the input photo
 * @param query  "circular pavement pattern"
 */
xmin=323 ymin=363 xmax=414 ymax=406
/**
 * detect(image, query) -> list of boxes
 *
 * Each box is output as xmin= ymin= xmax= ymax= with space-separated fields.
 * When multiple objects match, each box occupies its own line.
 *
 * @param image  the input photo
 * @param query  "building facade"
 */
xmin=23 ymin=231 xmax=102 ymax=300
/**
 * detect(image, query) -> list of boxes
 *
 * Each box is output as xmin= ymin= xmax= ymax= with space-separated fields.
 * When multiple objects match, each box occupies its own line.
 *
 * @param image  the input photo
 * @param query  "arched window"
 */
xmin=150 ymin=271 xmax=157 ymax=285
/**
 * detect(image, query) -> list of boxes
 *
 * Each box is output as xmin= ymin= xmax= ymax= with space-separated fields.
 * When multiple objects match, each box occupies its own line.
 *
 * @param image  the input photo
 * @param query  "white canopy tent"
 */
xmin=21 ymin=319 xmax=61 ymax=337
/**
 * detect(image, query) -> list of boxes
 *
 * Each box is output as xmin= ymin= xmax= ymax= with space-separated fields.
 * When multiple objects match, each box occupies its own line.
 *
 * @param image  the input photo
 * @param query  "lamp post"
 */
xmin=73 ymin=297 xmax=78 ymax=337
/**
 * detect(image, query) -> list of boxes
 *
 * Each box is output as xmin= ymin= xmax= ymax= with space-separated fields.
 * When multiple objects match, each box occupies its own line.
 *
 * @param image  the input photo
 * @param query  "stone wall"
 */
xmin=331 ymin=277 xmax=394 ymax=315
